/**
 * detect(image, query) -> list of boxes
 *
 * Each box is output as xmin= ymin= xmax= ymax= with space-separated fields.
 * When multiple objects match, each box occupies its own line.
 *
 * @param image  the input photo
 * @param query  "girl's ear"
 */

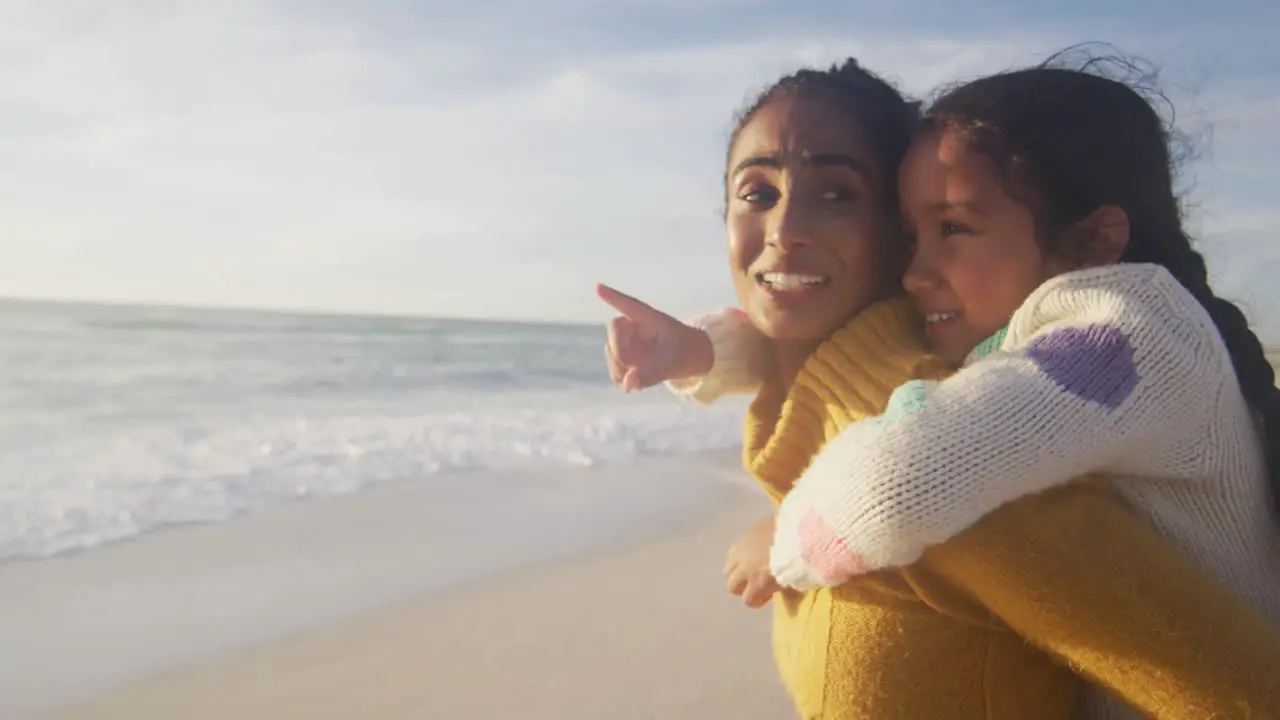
xmin=1059 ymin=205 xmax=1130 ymax=269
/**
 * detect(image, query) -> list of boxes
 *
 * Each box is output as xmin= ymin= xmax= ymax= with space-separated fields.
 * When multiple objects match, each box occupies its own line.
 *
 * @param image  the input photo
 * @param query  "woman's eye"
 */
xmin=740 ymin=186 xmax=778 ymax=205
xmin=819 ymin=188 xmax=854 ymax=202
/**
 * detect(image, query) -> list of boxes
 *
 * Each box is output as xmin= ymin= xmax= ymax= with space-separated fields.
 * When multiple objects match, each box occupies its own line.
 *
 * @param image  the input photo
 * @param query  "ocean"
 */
xmin=0 ymin=298 xmax=748 ymax=563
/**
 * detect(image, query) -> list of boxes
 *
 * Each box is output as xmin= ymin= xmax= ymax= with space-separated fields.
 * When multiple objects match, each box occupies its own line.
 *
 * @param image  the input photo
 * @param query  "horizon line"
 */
xmin=0 ymin=293 xmax=599 ymax=329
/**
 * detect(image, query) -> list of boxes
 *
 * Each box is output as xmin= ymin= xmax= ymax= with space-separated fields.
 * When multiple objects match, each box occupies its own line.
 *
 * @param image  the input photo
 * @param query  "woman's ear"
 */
xmin=1060 ymin=205 xmax=1130 ymax=269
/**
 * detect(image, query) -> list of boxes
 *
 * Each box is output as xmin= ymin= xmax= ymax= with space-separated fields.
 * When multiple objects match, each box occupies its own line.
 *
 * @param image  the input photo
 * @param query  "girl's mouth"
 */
xmin=922 ymin=311 xmax=962 ymax=343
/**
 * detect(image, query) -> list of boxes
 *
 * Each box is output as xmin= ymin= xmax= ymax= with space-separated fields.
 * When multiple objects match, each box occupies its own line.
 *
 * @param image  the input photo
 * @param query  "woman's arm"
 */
xmin=920 ymin=478 xmax=1280 ymax=719
xmin=664 ymin=308 xmax=772 ymax=404
xmin=770 ymin=263 xmax=1226 ymax=589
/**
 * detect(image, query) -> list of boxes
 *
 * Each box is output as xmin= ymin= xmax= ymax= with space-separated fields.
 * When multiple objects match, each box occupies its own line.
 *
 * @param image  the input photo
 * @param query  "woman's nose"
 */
xmin=767 ymin=197 xmax=812 ymax=250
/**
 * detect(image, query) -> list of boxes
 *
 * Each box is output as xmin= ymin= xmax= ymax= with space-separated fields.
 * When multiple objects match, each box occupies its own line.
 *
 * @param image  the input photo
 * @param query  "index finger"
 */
xmin=596 ymin=283 xmax=673 ymax=323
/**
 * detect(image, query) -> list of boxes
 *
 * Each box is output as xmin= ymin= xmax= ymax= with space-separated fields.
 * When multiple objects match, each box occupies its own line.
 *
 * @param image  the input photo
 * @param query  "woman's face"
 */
xmin=898 ymin=126 xmax=1066 ymax=365
xmin=725 ymin=91 xmax=901 ymax=343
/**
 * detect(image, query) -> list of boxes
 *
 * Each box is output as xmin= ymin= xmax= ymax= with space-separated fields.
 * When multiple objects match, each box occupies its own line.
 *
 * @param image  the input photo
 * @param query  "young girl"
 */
xmin=614 ymin=57 xmax=1280 ymax=613
xmin=601 ymin=57 xmax=1280 ymax=718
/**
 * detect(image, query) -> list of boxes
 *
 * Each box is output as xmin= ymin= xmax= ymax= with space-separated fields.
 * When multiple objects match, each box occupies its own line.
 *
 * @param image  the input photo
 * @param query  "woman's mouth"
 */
xmin=923 ymin=311 xmax=959 ymax=324
xmin=756 ymin=272 xmax=830 ymax=292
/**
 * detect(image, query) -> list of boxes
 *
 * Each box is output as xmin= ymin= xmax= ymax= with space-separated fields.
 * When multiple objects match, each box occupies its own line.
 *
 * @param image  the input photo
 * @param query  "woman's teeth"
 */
xmin=759 ymin=272 xmax=827 ymax=291
xmin=924 ymin=312 xmax=959 ymax=324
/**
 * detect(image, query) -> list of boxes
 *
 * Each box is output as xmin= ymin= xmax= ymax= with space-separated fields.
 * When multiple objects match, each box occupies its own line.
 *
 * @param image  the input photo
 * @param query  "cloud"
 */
xmin=0 ymin=1 xmax=1275 ymax=341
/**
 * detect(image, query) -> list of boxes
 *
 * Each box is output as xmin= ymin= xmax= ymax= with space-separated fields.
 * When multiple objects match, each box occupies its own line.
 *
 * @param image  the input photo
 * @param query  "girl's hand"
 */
xmin=724 ymin=513 xmax=781 ymax=609
xmin=597 ymin=283 xmax=714 ymax=392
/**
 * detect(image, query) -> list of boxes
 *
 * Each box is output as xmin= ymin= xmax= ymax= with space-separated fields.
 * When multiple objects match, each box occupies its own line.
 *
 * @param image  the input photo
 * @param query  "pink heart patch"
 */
xmin=798 ymin=508 xmax=870 ymax=584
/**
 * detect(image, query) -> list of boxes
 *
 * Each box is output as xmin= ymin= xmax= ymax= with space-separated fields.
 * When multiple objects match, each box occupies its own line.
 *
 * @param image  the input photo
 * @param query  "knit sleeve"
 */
xmin=665 ymin=308 xmax=771 ymax=404
xmin=769 ymin=263 xmax=1229 ymax=589
xmin=923 ymin=479 xmax=1280 ymax=719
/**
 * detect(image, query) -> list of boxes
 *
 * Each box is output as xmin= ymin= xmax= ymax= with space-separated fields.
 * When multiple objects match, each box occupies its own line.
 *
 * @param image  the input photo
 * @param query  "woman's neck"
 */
xmin=766 ymin=286 xmax=908 ymax=386
xmin=772 ymin=339 xmax=822 ymax=389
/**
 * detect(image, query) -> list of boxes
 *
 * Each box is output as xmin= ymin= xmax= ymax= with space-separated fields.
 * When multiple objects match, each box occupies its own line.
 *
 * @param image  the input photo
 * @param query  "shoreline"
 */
xmin=56 ymin=481 xmax=792 ymax=720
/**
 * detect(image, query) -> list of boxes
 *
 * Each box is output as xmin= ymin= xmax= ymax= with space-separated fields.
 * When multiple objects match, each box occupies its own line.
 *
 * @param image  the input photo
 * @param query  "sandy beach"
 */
xmin=0 ymin=449 xmax=792 ymax=720
xmin=58 ymin=492 xmax=791 ymax=720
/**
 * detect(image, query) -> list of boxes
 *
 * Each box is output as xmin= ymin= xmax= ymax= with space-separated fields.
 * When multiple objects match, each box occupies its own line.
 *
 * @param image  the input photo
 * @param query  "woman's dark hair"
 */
xmin=726 ymin=58 xmax=921 ymax=213
xmin=922 ymin=46 xmax=1280 ymax=514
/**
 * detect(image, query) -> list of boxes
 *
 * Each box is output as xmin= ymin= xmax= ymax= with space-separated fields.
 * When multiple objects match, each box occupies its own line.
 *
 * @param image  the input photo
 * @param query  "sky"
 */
xmin=1 ymin=1 xmax=1277 ymax=340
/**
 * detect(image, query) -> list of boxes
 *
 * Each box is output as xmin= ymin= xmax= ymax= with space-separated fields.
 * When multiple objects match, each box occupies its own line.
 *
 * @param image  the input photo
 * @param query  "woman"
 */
xmin=599 ymin=58 xmax=1280 ymax=719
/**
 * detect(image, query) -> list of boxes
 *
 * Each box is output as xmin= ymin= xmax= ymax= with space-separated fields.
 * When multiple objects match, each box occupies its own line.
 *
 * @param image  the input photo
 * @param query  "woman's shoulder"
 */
xmin=816 ymin=296 xmax=938 ymax=379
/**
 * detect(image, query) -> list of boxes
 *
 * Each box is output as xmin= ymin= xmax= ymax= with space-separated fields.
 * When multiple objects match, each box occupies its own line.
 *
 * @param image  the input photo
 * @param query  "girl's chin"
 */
xmin=923 ymin=329 xmax=980 ymax=368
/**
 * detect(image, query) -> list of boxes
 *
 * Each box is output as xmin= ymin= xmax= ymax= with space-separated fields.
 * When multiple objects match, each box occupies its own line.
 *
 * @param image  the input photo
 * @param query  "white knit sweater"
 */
xmin=670 ymin=264 xmax=1280 ymax=718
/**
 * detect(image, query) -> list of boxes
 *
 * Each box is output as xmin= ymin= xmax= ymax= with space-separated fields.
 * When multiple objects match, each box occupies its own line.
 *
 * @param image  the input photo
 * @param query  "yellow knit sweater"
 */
xmin=745 ymin=297 xmax=1280 ymax=720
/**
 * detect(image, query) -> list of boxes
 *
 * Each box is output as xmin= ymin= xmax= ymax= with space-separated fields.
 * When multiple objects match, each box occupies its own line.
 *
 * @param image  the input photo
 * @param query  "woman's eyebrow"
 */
xmin=805 ymin=152 xmax=871 ymax=178
xmin=730 ymin=152 xmax=871 ymax=179
xmin=730 ymin=155 xmax=781 ymax=178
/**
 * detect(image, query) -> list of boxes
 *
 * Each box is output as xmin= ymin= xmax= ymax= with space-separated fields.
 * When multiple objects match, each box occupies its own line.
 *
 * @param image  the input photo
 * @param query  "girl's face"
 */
xmin=726 ymin=91 xmax=900 ymax=343
xmin=899 ymin=126 xmax=1072 ymax=365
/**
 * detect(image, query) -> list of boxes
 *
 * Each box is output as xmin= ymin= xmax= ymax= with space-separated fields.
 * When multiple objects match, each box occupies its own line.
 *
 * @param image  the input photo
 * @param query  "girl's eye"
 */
xmin=940 ymin=220 xmax=973 ymax=238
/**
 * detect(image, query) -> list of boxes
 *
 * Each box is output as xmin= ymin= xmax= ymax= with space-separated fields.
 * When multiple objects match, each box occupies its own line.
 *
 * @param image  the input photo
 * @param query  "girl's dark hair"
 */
xmin=923 ymin=46 xmax=1280 ymax=514
xmin=727 ymin=58 xmax=921 ymax=213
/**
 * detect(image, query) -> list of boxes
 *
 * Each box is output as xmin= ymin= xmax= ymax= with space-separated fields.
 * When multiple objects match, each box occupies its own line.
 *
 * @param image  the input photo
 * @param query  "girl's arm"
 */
xmin=921 ymin=478 xmax=1280 ymax=719
xmin=664 ymin=308 xmax=772 ymax=404
xmin=770 ymin=264 xmax=1228 ymax=589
